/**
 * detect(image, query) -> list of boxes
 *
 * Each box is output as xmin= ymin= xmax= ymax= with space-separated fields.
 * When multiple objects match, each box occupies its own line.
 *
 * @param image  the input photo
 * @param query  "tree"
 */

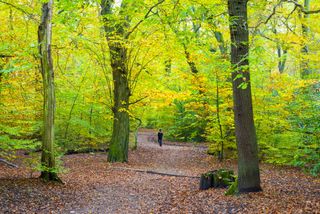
xmin=100 ymin=0 xmax=131 ymax=162
xmin=227 ymin=0 xmax=262 ymax=193
xmin=100 ymin=0 xmax=164 ymax=162
xmin=301 ymin=0 xmax=311 ymax=78
xmin=38 ymin=0 xmax=60 ymax=182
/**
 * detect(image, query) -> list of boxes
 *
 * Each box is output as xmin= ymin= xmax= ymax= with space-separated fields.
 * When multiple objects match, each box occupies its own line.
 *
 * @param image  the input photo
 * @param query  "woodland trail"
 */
xmin=0 ymin=130 xmax=319 ymax=213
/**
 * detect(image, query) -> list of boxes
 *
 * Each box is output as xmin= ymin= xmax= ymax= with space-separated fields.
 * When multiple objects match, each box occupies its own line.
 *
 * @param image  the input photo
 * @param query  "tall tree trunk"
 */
xmin=38 ymin=0 xmax=60 ymax=182
xmin=216 ymin=71 xmax=224 ymax=162
xmin=301 ymin=0 xmax=311 ymax=78
xmin=108 ymin=45 xmax=130 ymax=162
xmin=101 ymin=0 xmax=130 ymax=162
xmin=227 ymin=0 xmax=261 ymax=193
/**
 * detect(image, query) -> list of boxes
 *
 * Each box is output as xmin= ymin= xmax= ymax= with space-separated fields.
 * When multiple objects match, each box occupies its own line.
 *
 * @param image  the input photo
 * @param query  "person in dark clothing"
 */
xmin=157 ymin=129 xmax=163 ymax=147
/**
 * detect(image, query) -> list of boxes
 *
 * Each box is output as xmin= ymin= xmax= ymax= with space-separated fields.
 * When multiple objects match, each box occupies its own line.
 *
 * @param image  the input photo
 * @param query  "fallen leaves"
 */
xmin=0 ymin=131 xmax=319 ymax=213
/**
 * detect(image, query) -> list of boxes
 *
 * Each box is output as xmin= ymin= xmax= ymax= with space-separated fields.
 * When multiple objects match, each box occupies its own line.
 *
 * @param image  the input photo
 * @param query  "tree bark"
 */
xmin=301 ymin=0 xmax=311 ymax=78
xmin=38 ymin=0 xmax=60 ymax=182
xmin=227 ymin=0 xmax=261 ymax=193
xmin=277 ymin=45 xmax=287 ymax=73
xmin=273 ymin=28 xmax=287 ymax=74
xmin=182 ymin=43 xmax=199 ymax=74
xmin=101 ymin=0 xmax=130 ymax=162
xmin=215 ymin=71 xmax=224 ymax=161
xmin=214 ymin=31 xmax=227 ymax=56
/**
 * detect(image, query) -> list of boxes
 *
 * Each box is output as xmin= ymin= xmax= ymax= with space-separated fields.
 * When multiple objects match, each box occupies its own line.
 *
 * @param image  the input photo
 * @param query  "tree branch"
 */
xmin=0 ymin=54 xmax=14 ymax=58
xmin=0 ymin=0 xmax=38 ymax=22
xmin=125 ymin=0 xmax=165 ymax=38
xmin=128 ymin=96 xmax=148 ymax=106
xmin=251 ymin=0 xmax=319 ymax=31
xmin=285 ymin=0 xmax=320 ymax=14
xmin=264 ymin=0 xmax=285 ymax=25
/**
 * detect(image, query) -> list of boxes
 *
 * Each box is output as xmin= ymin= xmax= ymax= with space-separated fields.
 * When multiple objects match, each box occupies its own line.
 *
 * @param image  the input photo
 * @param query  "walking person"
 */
xmin=157 ymin=129 xmax=163 ymax=147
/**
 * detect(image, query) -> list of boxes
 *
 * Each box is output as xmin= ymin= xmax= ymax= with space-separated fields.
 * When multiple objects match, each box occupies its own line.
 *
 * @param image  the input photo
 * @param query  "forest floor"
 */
xmin=0 ymin=129 xmax=319 ymax=213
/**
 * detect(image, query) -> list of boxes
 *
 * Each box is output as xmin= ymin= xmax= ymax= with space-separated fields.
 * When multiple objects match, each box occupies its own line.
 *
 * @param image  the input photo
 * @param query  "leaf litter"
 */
xmin=0 ymin=130 xmax=319 ymax=213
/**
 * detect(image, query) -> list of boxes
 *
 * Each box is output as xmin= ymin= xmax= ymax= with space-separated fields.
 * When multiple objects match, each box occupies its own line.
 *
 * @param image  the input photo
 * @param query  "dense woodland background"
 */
xmin=0 ymin=0 xmax=319 ymax=177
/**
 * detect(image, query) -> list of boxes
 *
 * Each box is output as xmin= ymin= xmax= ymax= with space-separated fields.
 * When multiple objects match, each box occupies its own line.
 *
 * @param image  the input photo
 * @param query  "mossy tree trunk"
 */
xmin=38 ymin=0 xmax=60 ymax=182
xmin=108 ymin=48 xmax=130 ymax=162
xmin=227 ymin=0 xmax=262 ymax=193
xmin=101 ymin=0 xmax=130 ymax=162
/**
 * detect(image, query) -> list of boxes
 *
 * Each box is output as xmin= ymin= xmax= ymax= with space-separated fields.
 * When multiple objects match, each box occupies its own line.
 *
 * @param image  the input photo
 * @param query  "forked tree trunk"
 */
xmin=101 ymin=0 xmax=130 ymax=162
xmin=38 ymin=0 xmax=60 ymax=181
xmin=227 ymin=0 xmax=261 ymax=193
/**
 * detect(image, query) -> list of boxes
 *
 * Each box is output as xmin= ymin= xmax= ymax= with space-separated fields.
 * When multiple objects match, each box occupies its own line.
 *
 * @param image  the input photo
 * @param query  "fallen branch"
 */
xmin=0 ymin=158 xmax=18 ymax=168
xmin=111 ymin=167 xmax=200 ymax=179
xmin=65 ymin=148 xmax=108 ymax=155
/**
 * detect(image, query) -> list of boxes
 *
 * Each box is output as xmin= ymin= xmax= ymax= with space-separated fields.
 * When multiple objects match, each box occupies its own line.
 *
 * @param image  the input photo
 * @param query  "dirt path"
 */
xmin=126 ymin=131 xmax=213 ymax=176
xmin=0 ymin=130 xmax=319 ymax=213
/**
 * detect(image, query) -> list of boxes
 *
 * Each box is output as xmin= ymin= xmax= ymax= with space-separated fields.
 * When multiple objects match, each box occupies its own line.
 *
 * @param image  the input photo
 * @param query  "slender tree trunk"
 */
xmin=183 ymin=43 xmax=199 ymax=74
xmin=214 ymin=31 xmax=227 ymax=56
xmin=89 ymin=103 xmax=93 ymax=135
xmin=101 ymin=0 xmax=130 ymax=162
xmin=277 ymin=45 xmax=287 ymax=73
xmin=301 ymin=0 xmax=311 ymax=78
xmin=215 ymin=71 xmax=224 ymax=161
xmin=38 ymin=0 xmax=60 ymax=182
xmin=227 ymin=0 xmax=261 ymax=193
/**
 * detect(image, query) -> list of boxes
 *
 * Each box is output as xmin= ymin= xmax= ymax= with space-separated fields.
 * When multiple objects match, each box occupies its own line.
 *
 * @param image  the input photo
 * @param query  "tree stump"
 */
xmin=199 ymin=169 xmax=235 ymax=190
xmin=199 ymin=172 xmax=214 ymax=190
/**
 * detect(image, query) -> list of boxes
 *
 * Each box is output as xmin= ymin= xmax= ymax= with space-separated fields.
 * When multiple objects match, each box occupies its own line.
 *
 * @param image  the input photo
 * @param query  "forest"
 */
xmin=0 ymin=0 xmax=319 ymax=213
